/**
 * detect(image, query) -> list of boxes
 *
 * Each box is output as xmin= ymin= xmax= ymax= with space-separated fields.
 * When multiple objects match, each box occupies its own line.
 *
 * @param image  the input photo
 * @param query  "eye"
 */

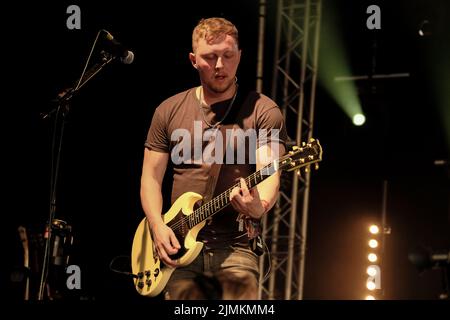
xmin=204 ymin=54 xmax=216 ymax=60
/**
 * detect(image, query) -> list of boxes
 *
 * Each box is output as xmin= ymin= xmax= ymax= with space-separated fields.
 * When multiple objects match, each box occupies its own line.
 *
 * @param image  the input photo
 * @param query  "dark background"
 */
xmin=2 ymin=0 xmax=449 ymax=300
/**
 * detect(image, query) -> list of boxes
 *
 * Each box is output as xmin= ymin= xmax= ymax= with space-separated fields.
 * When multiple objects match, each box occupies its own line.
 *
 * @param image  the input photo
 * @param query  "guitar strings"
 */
xmin=169 ymin=161 xmax=276 ymax=233
xmin=170 ymin=144 xmax=313 ymax=232
xmin=169 ymin=146 xmax=312 ymax=232
xmin=170 ymin=161 xmax=276 ymax=232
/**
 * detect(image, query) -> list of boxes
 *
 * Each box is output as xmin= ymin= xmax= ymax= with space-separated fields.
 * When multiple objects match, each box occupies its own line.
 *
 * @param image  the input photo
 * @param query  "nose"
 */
xmin=215 ymin=57 xmax=224 ymax=70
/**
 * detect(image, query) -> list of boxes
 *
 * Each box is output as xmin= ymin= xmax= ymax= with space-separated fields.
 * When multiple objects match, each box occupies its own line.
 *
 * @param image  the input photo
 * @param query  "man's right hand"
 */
xmin=150 ymin=221 xmax=181 ymax=268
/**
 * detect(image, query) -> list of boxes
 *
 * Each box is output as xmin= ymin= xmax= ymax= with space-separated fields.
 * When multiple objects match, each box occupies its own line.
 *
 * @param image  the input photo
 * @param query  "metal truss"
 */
xmin=258 ymin=0 xmax=322 ymax=300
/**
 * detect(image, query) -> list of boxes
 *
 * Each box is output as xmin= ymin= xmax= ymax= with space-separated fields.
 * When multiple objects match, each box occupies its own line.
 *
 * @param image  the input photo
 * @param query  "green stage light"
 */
xmin=353 ymin=114 xmax=366 ymax=126
xmin=319 ymin=4 xmax=363 ymax=123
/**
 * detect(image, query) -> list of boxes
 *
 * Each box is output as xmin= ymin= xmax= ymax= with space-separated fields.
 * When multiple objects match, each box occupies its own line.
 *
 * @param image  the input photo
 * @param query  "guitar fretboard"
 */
xmin=187 ymin=162 xmax=278 ymax=228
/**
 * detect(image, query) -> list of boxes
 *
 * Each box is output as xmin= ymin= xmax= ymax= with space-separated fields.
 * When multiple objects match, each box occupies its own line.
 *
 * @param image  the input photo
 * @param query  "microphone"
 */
xmin=102 ymin=30 xmax=134 ymax=64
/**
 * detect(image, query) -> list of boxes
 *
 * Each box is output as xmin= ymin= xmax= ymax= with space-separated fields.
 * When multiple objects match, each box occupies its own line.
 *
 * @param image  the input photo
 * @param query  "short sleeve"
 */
xmin=256 ymin=106 xmax=288 ymax=149
xmin=144 ymin=106 xmax=170 ymax=153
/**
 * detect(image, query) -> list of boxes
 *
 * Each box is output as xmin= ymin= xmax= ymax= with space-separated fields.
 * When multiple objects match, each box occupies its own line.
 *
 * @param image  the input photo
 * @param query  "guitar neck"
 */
xmin=188 ymin=161 xmax=278 ymax=228
xmin=185 ymin=139 xmax=323 ymax=228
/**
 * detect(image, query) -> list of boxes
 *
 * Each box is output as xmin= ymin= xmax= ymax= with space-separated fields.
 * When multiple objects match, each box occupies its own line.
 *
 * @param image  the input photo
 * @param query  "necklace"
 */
xmin=199 ymin=84 xmax=238 ymax=129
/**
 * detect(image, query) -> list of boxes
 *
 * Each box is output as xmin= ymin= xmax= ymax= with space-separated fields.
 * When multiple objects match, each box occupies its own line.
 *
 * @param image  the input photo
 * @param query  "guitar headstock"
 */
xmin=278 ymin=138 xmax=323 ymax=172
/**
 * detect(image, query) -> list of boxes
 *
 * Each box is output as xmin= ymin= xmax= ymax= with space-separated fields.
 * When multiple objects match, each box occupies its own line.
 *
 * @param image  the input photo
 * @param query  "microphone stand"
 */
xmin=37 ymin=37 xmax=117 ymax=300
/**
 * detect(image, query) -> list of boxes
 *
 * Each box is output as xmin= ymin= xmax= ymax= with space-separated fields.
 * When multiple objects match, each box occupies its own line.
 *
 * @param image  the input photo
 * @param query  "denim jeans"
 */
xmin=165 ymin=244 xmax=259 ymax=299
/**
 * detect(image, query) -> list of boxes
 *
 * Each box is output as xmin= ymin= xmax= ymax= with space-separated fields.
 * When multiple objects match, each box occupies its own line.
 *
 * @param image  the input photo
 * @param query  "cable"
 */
xmin=75 ymin=30 xmax=103 ymax=91
xmin=38 ymin=104 xmax=64 ymax=300
xmin=109 ymin=255 xmax=138 ymax=279
xmin=262 ymin=239 xmax=272 ymax=282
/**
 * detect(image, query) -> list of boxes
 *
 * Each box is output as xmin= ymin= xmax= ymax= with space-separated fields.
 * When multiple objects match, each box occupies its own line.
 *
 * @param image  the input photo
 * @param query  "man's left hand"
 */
xmin=230 ymin=178 xmax=266 ymax=219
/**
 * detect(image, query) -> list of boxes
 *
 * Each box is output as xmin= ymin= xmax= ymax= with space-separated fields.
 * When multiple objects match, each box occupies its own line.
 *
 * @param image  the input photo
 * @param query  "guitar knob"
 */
xmin=137 ymin=272 xmax=144 ymax=279
xmin=145 ymin=270 xmax=151 ymax=277
xmin=146 ymin=279 xmax=152 ymax=287
xmin=137 ymin=281 xmax=144 ymax=289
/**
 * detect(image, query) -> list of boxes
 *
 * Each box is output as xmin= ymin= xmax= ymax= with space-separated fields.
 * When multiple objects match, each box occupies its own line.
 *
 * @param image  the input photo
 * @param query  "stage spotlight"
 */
xmin=366 ymin=280 xmax=376 ymax=291
xmin=368 ymin=253 xmax=378 ymax=262
xmin=365 ymin=224 xmax=383 ymax=296
xmin=365 ymin=295 xmax=375 ymax=300
xmin=369 ymin=239 xmax=378 ymax=248
xmin=319 ymin=4 xmax=363 ymax=125
xmin=367 ymin=266 xmax=378 ymax=277
xmin=369 ymin=225 xmax=379 ymax=234
xmin=352 ymin=113 xmax=366 ymax=126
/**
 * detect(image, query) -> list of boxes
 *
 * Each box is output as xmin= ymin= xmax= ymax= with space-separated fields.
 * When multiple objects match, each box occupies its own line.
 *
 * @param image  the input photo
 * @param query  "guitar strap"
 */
xmin=202 ymin=86 xmax=246 ymax=203
xmin=203 ymin=124 xmax=230 ymax=203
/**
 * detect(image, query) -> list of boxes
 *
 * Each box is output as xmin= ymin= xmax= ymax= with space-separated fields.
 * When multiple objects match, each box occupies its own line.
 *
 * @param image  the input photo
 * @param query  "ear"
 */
xmin=189 ymin=53 xmax=197 ymax=69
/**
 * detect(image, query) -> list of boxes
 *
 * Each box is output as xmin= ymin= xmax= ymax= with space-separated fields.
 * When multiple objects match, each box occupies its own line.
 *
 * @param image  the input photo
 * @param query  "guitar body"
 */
xmin=131 ymin=192 xmax=206 ymax=297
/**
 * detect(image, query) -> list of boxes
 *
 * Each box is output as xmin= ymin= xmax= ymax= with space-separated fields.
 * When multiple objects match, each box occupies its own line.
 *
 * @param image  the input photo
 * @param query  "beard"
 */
xmin=205 ymin=76 xmax=235 ymax=94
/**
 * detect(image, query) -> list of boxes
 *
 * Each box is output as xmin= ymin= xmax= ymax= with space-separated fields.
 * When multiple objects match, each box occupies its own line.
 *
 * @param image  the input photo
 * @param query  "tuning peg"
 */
xmin=299 ymin=158 xmax=305 ymax=163
xmin=292 ymin=146 xmax=299 ymax=150
xmin=290 ymin=161 xmax=296 ymax=167
xmin=296 ymin=169 xmax=301 ymax=176
xmin=308 ymin=155 xmax=314 ymax=160
xmin=315 ymin=163 xmax=319 ymax=170
xmin=309 ymin=138 xmax=315 ymax=142
xmin=304 ymin=166 xmax=309 ymax=173
xmin=302 ymin=142 xmax=306 ymax=147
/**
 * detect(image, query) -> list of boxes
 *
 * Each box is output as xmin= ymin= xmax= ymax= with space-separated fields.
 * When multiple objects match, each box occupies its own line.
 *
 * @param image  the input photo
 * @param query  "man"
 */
xmin=140 ymin=17 xmax=287 ymax=299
